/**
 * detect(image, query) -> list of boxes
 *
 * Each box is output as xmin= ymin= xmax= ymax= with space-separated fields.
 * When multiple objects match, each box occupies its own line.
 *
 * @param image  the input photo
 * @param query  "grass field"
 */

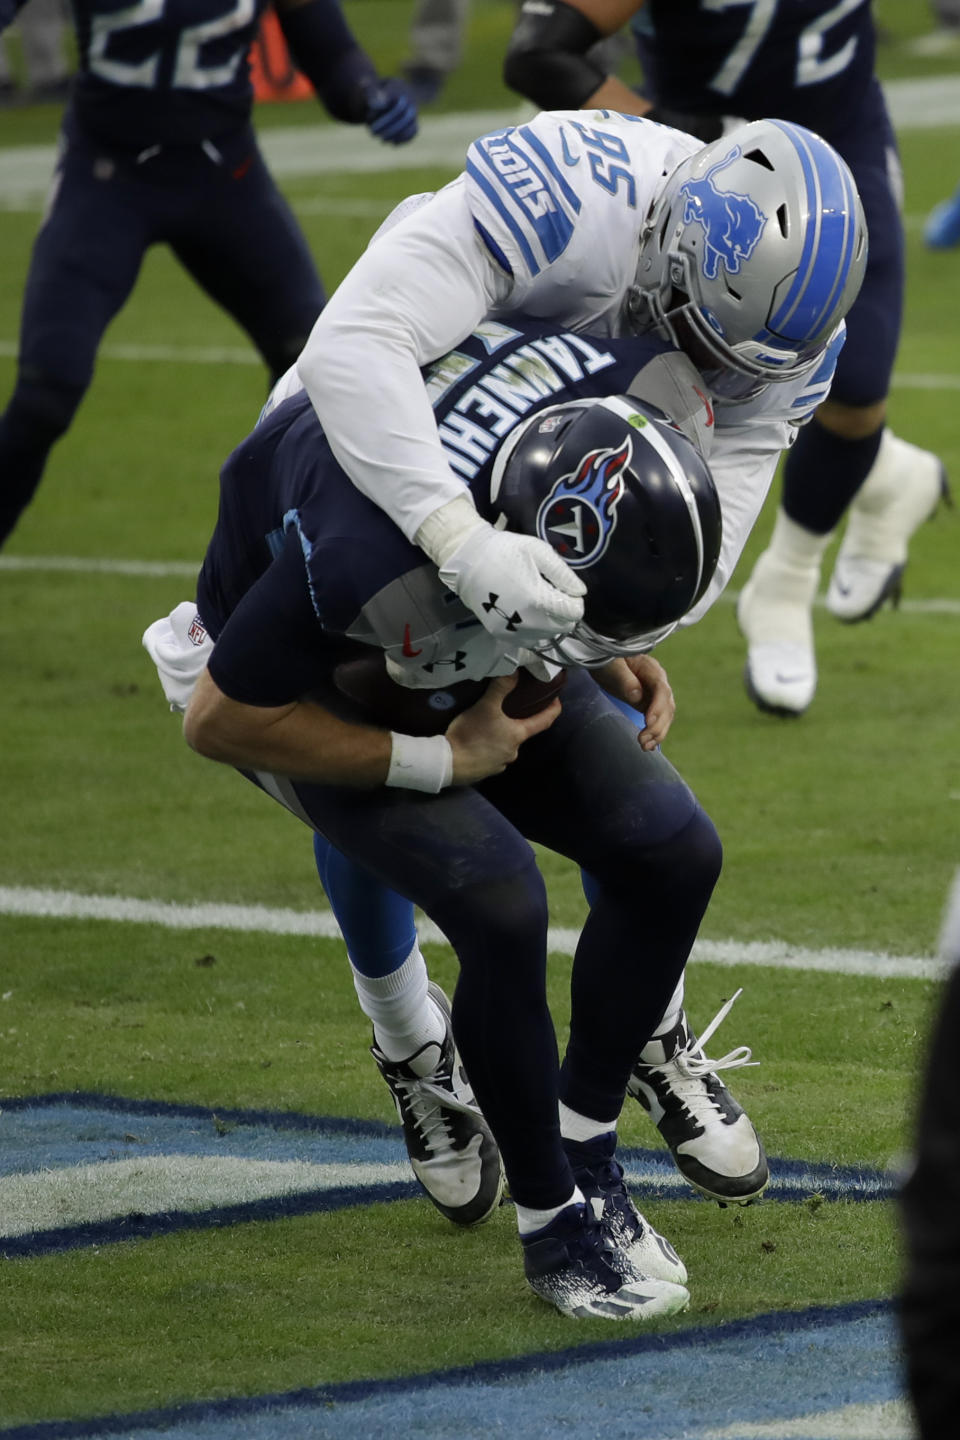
xmin=1 ymin=2 xmax=959 ymax=1435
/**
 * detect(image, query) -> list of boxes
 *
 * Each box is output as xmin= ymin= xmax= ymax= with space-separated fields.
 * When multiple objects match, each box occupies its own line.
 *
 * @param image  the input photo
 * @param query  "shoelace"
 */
xmin=566 ymin=1204 xmax=610 ymax=1260
xmin=671 ymin=988 xmax=758 ymax=1081
xmin=392 ymin=1072 xmax=485 ymax=1154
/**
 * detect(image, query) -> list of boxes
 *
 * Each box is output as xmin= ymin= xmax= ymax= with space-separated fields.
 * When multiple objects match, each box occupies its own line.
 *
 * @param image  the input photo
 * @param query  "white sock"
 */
xmin=650 ymin=976 xmax=685 ymax=1041
xmin=516 ymin=1186 xmax=585 ymax=1236
xmin=768 ymin=507 xmax=833 ymax=567
xmin=350 ymin=946 xmax=446 ymax=1063
xmin=558 ymin=1102 xmax=617 ymax=1144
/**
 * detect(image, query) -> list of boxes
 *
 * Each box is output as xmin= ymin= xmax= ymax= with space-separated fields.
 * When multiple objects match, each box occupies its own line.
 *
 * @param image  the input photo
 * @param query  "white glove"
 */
xmin=416 ymin=495 xmax=585 ymax=646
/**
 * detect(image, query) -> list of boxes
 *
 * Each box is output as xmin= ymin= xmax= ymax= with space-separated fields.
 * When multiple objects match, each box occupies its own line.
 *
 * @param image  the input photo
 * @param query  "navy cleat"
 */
xmin=563 ymin=1131 xmax=687 ymax=1285
xmin=521 ymin=1202 xmax=690 ymax=1320
xmin=371 ymin=982 xmax=504 ymax=1226
xmin=628 ymin=991 xmax=769 ymax=1206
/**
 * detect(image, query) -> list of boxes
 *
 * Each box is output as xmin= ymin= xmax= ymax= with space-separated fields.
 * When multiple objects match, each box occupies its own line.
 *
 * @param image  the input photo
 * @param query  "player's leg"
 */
xmin=822 ymin=106 xmax=946 ymax=622
xmin=738 ymin=80 xmax=946 ymax=715
xmin=0 ymin=129 xmax=150 ymax=546
xmin=289 ymin=769 xmax=686 ymax=1318
xmin=401 ymin=0 xmax=471 ymax=105
xmin=17 ymin=0 xmax=70 ymax=98
xmin=170 ymin=133 xmax=325 ymax=388
xmin=578 ymin=690 xmax=767 ymax=1205
xmin=311 ymin=830 xmax=504 ymax=1226
xmin=475 ymin=676 xmax=726 ymax=1284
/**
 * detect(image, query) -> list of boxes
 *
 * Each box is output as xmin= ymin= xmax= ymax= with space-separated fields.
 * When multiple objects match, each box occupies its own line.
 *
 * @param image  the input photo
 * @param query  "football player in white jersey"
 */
xmin=296 ymin=110 xmax=864 ymax=640
xmin=284 ymin=111 xmax=866 ymax=1226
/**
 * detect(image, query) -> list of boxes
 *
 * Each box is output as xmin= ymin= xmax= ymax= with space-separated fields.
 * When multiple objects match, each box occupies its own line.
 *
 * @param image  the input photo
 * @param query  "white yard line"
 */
xmin=0 ymin=77 xmax=956 ymax=202
xmin=0 ymin=884 xmax=944 ymax=979
xmin=2 ymin=552 xmax=958 ymax=615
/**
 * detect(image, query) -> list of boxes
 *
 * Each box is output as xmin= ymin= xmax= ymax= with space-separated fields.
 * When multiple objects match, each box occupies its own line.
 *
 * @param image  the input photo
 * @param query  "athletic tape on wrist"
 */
xmin=387 ymin=732 xmax=454 ymax=792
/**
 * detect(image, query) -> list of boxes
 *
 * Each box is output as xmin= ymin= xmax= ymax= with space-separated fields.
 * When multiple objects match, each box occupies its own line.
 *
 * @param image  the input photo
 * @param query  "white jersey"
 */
xmin=296 ymin=110 xmax=841 ymax=625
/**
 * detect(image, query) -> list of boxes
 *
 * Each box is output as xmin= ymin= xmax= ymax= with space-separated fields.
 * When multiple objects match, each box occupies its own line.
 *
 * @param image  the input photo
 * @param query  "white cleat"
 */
xmin=826 ymin=431 xmax=949 ymax=623
xmin=628 ymin=995 xmax=768 ymax=1206
xmin=736 ymin=534 xmax=822 ymax=717
xmin=521 ymin=1202 xmax=690 ymax=1321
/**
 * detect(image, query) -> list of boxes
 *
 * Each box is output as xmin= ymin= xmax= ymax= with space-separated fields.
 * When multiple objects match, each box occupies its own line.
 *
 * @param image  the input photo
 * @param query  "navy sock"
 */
xmin=782 ymin=419 xmax=883 ymax=535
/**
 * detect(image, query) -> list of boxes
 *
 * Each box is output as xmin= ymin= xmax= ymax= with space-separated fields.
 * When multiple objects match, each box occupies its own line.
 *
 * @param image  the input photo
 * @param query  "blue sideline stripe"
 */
xmin=1 ymin=1095 xmax=897 ymax=1260
xmin=0 ymin=1300 xmax=895 ymax=1440
xmin=4 ymin=1093 xmax=899 ymax=1203
xmin=0 ymin=1182 xmax=419 ymax=1261
xmin=0 ymin=1092 xmax=399 ymax=1139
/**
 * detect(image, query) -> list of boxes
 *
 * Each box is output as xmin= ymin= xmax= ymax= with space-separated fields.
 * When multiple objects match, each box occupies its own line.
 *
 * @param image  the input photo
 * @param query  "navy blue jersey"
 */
xmin=198 ymin=321 xmax=674 ymax=702
xmin=59 ymin=0 xmax=378 ymax=150
xmin=632 ymin=0 xmax=875 ymax=135
xmin=67 ymin=0 xmax=270 ymax=148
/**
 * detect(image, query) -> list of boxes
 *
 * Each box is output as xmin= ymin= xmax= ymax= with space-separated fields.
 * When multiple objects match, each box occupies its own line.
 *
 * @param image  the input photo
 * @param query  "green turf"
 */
xmin=0 ymin=2 xmax=958 ymax=1428
xmin=0 ymin=1197 xmax=899 ymax=1425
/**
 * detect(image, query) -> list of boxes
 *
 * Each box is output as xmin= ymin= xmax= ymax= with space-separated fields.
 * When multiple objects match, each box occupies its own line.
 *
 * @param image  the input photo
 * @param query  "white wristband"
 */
xmin=387 ymin=732 xmax=454 ymax=792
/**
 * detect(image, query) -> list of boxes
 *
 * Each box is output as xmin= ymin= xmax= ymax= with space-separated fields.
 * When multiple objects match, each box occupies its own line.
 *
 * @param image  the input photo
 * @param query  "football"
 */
xmin=332 ymin=655 xmax=565 ymax=736
xmin=501 ymin=665 xmax=567 ymax=718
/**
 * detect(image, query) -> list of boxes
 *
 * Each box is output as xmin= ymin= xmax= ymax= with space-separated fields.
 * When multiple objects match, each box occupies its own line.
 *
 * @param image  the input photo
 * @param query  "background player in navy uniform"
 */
xmin=504 ymin=0 xmax=948 ymax=717
xmin=0 ymin=0 xmax=418 ymax=548
xmin=145 ymin=318 xmax=726 ymax=1320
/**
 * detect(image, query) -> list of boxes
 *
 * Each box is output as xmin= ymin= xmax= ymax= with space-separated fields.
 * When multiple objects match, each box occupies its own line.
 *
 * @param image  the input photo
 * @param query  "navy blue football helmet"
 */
xmin=489 ymin=394 xmax=722 ymax=663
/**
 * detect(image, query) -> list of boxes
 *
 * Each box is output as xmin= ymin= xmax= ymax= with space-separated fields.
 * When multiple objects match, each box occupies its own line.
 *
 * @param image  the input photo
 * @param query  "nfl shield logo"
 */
xmin=187 ymin=613 xmax=207 ymax=647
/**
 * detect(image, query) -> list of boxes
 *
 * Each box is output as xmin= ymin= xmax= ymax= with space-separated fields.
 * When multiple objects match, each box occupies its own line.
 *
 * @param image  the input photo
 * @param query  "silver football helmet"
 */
xmin=630 ymin=119 xmax=868 ymax=400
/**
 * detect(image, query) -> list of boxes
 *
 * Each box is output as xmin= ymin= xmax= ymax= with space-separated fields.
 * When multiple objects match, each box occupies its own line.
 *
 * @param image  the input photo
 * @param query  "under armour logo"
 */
xmin=481 ymin=593 xmax=523 ymax=631
xmin=423 ymin=651 xmax=468 ymax=673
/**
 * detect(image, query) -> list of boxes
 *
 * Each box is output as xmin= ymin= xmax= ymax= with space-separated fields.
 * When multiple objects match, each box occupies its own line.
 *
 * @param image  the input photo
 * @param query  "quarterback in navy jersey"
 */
xmin=287 ymin=104 xmax=864 ymax=1224
xmin=146 ymin=318 xmax=729 ymax=1319
xmin=0 ymin=0 xmax=418 ymax=548
xmin=505 ymin=0 xmax=947 ymax=717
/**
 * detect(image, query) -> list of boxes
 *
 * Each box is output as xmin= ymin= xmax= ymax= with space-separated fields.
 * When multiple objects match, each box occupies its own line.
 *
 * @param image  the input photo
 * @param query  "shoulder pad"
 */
xmin=626 ymin=351 xmax=715 ymax=457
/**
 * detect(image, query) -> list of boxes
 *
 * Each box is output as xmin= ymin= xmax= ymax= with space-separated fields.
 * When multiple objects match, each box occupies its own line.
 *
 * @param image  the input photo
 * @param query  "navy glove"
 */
xmin=364 ymin=79 xmax=418 ymax=146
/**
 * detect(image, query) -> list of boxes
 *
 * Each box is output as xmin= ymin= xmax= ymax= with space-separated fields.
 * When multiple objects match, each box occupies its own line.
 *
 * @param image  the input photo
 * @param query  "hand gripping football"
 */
xmin=332 ymin=654 xmax=566 ymax=737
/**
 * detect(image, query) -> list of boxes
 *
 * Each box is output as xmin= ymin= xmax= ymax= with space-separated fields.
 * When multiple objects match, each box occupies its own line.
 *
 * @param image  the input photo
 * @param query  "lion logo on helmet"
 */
xmin=680 ymin=146 xmax=768 ymax=282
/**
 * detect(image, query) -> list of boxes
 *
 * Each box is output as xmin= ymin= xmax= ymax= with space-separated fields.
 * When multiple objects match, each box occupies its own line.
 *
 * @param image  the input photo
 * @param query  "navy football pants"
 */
xmin=257 ymin=669 xmax=722 ymax=1210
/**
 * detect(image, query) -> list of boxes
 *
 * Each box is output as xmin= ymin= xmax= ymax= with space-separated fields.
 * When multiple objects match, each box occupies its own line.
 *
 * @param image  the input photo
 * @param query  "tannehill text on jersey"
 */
xmin=428 ymin=326 xmax=617 ymax=479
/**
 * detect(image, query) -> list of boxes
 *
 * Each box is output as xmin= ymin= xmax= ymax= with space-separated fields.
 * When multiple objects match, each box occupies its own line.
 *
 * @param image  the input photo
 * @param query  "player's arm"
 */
xmin=295 ymin=183 xmax=586 ymax=646
xmin=184 ymin=530 xmax=559 ymax=789
xmin=595 ymin=654 xmax=675 ymax=749
xmin=274 ymin=0 xmax=417 ymax=146
xmin=297 ymin=185 xmax=503 ymax=539
xmin=504 ymin=0 xmax=652 ymax=117
xmin=504 ymin=2 xmax=724 ymax=139
xmin=185 ymin=668 xmax=557 ymax=790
